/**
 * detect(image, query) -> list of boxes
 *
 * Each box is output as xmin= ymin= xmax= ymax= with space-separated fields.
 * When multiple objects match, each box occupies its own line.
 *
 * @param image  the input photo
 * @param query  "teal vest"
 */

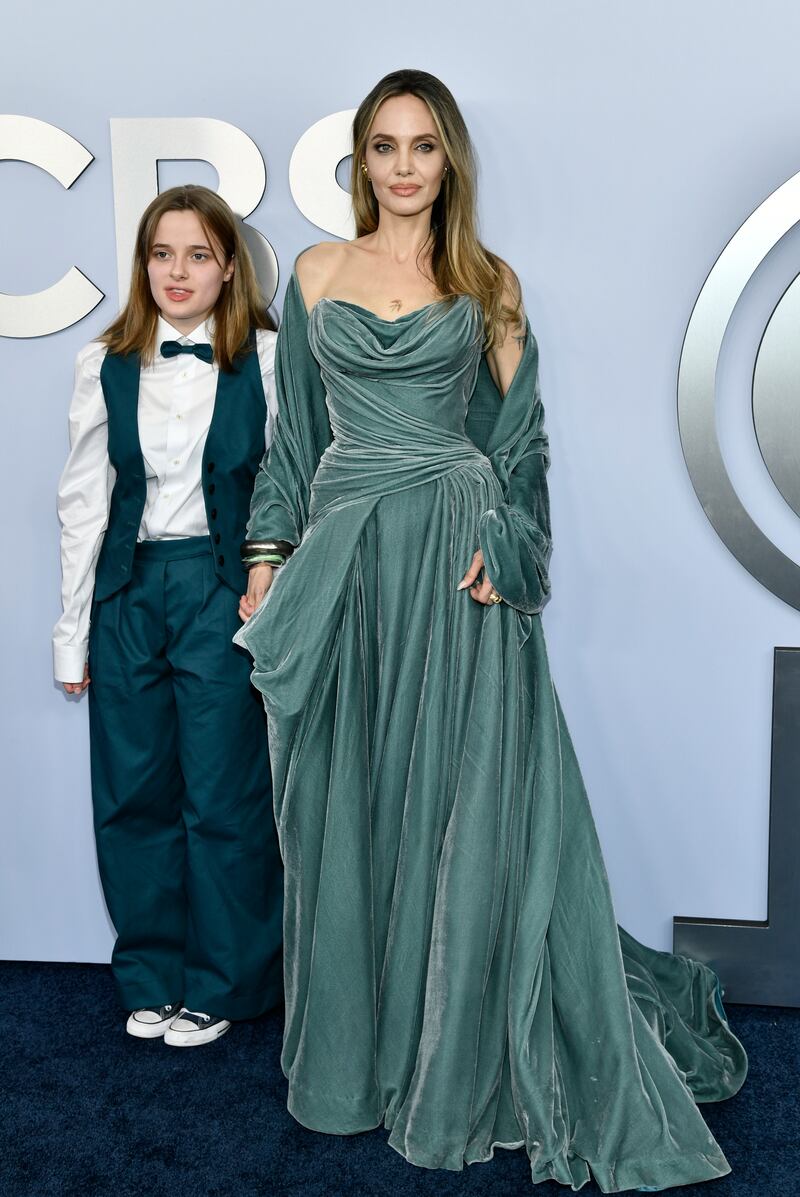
xmin=94 ymin=337 xmax=267 ymax=602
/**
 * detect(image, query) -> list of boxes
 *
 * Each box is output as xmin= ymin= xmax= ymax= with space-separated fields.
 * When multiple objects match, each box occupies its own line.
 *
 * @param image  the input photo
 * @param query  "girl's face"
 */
xmin=363 ymin=94 xmax=448 ymax=220
xmin=147 ymin=209 xmax=234 ymax=334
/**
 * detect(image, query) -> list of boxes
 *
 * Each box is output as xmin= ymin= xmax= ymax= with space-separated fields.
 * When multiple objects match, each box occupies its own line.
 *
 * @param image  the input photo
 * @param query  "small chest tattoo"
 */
xmin=389 ymin=299 xmax=403 ymax=313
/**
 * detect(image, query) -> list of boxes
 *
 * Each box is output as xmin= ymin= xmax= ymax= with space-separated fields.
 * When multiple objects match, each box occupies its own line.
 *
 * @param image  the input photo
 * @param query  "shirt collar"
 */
xmin=157 ymin=315 xmax=213 ymax=353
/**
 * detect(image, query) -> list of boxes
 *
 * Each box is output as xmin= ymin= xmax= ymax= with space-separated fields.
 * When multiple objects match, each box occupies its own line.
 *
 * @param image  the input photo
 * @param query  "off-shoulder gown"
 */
xmin=234 ymin=275 xmax=747 ymax=1193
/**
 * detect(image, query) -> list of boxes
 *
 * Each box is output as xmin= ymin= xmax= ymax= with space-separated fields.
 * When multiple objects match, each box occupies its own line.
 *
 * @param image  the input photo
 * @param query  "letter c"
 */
xmin=0 ymin=116 xmax=104 ymax=338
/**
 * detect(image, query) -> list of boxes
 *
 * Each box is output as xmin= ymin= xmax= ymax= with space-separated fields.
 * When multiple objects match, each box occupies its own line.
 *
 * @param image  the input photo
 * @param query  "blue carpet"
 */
xmin=0 ymin=961 xmax=797 ymax=1196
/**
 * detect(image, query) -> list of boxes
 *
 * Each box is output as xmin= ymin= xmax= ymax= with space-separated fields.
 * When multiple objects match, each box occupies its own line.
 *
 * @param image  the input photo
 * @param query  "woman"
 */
xmin=236 ymin=72 xmax=746 ymax=1189
xmin=54 ymin=185 xmax=282 ymax=1046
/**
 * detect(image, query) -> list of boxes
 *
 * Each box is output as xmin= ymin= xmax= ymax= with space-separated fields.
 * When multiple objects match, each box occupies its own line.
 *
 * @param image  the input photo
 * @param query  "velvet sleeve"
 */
xmin=467 ymin=324 xmax=552 ymax=615
xmin=246 ymin=273 xmax=332 ymax=544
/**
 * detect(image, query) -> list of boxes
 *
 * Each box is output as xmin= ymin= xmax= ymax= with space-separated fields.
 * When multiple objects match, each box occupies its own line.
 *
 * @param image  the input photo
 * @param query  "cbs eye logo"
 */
xmin=679 ymin=167 xmax=800 ymax=612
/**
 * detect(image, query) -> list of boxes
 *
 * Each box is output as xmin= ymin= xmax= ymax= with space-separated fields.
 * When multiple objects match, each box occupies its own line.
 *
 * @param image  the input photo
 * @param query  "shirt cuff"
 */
xmin=53 ymin=642 xmax=88 ymax=685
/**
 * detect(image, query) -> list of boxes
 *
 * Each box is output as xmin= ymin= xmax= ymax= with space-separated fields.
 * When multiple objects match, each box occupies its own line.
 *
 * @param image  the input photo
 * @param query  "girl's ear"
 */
xmin=224 ymin=254 xmax=236 ymax=283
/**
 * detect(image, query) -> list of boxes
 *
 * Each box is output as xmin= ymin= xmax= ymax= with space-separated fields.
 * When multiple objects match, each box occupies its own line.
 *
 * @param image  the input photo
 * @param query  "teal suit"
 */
xmin=88 ymin=341 xmax=282 ymax=1019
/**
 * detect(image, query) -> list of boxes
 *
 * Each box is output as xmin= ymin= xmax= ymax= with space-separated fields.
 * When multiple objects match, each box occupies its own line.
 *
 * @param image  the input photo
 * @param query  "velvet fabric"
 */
xmin=234 ymin=276 xmax=747 ymax=1192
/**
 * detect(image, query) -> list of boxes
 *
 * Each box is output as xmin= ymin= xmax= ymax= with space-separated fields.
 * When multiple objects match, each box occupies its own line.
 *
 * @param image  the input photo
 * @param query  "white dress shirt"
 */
xmin=53 ymin=317 xmax=278 ymax=684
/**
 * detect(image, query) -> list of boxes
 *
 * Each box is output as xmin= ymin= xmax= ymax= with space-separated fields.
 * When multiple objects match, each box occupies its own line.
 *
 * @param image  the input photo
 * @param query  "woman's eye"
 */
xmin=153 ymin=251 xmax=169 ymax=260
xmin=374 ymin=143 xmax=393 ymax=153
xmin=416 ymin=143 xmax=435 ymax=152
xmin=191 ymin=253 xmax=208 ymax=261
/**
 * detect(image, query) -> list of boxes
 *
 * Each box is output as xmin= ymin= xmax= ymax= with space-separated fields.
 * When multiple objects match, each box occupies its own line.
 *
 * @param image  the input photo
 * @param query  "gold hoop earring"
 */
xmin=361 ymin=162 xmax=369 ymax=178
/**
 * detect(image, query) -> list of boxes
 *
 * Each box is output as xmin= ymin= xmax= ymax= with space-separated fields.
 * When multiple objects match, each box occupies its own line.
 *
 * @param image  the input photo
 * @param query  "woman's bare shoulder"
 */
xmin=295 ymin=242 xmax=350 ymax=305
xmin=494 ymin=257 xmax=523 ymax=308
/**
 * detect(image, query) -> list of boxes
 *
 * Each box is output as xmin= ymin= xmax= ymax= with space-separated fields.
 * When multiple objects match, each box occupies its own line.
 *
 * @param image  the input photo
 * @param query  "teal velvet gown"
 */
xmin=234 ymin=274 xmax=747 ymax=1193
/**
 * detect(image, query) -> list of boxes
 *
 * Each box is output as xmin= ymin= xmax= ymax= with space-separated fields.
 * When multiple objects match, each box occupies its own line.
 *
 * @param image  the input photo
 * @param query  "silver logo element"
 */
xmin=289 ymin=110 xmax=357 ymax=241
xmin=0 ymin=115 xmax=104 ymax=338
xmin=678 ymin=168 xmax=800 ymax=611
xmin=1 ymin=111 xmax=358 ymax=339
xmin=109 ymin=118 xmax=279 ymax=306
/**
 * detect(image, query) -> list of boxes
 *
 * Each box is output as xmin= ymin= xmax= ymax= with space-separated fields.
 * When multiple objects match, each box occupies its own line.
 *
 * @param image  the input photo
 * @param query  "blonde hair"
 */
xmin=100 ymin=185 xmax=274 ymax=372
xmin=351 ymin=69 xmax=521 ymax=347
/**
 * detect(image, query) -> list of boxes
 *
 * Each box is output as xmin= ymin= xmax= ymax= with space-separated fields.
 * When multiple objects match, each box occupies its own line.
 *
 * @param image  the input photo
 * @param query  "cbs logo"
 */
xmin=679 ymin=166 xmax=800 ymax=612
xmin=0 ymin=112 xmax=357 ymax=339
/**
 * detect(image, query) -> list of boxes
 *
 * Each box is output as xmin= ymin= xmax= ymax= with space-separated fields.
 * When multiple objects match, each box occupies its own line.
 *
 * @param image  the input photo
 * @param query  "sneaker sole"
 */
xmin=164 ymin=1022 xmax=231 ymax=1048
xmin=126 ymin=1016 xmax=173 ymax=1039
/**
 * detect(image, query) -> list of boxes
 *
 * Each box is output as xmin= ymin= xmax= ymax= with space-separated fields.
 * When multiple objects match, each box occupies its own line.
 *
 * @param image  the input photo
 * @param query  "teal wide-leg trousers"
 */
xmin=88 ymin=536 xmax=282 ymax=1019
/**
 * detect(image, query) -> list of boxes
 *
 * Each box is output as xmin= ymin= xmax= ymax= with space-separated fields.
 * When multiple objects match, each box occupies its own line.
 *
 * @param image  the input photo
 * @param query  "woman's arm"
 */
xmin=53 ymin=343 xmax=113 ymax=690
xmin=459 ymin=266 xmax=552 ymax=612
xmin=239 ymin=271 xmax=333 ymax=621
xmin=485 ymin=264 xmax=527 ymax=398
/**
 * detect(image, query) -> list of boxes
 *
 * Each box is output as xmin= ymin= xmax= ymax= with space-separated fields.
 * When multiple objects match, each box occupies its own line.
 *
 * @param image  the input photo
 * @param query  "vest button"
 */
xmin=208 ymin=483 xmax=216 ymax=495
xmin=214 ymin=533 xmax=221 ymax=545
xmin=218 ymin=555 xmax=225 ymax=566
xmin=207 ymin=461 xmax=216 ymax=472
xmin=210 ymin=508 xmax=217 ymax=520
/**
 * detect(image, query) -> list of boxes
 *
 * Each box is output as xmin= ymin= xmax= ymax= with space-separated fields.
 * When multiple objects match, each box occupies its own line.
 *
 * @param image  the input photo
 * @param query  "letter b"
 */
xmin=109 ymin=118 xmax=278 ymax=305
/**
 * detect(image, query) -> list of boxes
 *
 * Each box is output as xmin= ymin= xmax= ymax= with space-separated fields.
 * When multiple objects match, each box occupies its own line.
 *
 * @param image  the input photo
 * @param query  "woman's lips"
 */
xmin=390 ymin=185 xmax=421 ymax=196
xmin=166 ymin=288 xmax=192 ymax=301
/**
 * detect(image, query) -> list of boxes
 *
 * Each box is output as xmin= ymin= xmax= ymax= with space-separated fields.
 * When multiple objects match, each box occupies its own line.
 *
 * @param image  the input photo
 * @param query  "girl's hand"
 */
xmin=457 ymin=549 xmax=500 ymax=605
xmin=239 ymin=563 xmax=274 ymax=621
xmin=63 ymin=663 xmax=90 ymax=695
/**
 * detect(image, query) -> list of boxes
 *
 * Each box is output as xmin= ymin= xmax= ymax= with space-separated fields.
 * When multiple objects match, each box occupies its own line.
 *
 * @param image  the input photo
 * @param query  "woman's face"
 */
xmin=147 ymin=209 xmax=234 ymax=334
xmin=363 ymin=93 xmax=448 ymax=220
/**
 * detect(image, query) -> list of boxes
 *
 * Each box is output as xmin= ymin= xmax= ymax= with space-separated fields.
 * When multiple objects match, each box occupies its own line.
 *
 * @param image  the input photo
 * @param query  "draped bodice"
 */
xmin=305 ymin=295 xmax=497 ymax=518
xmin=308 ymin=294 xmax=484 ymax=439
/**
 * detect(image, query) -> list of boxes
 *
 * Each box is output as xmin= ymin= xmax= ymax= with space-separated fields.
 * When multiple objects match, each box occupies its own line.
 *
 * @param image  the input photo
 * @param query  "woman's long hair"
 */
xmin=100 ymin=185 xmax=274 ymax=372
xmin=351 ymin=69 xmax=521 ymax=347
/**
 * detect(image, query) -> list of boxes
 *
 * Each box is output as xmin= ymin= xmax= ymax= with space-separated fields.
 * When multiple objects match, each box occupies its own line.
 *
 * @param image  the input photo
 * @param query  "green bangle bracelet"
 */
xmin=244 ymin=553 xmax=285 ymax=568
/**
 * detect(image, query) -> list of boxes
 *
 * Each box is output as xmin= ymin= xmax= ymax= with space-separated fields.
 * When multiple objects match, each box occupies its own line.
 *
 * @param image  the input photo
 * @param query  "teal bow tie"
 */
xmin=160 ymin=340 xmax=214 ymax=364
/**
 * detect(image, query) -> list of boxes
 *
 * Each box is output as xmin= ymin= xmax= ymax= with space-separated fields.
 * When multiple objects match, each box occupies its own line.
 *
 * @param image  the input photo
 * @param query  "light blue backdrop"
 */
xmin=3 ymin=0 xmax=798 ymax=961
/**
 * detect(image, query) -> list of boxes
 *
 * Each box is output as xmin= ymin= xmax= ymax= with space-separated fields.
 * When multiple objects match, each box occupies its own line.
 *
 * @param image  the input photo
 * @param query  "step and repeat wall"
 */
xmin=3 ymin=0 xmax=800 ymax=964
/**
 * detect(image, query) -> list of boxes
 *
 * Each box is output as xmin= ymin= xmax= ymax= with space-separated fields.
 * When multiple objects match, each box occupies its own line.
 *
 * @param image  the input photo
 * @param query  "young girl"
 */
xmin=54 ymin=185 xmax=282 ymax=1046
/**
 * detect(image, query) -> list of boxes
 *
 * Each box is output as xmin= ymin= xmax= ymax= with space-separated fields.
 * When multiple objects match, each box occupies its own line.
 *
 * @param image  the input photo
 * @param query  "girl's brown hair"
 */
xmin=351 ymin=69 xmax=522 ymax=347
xmin=100 ymin=185 xmax=274 ymax=372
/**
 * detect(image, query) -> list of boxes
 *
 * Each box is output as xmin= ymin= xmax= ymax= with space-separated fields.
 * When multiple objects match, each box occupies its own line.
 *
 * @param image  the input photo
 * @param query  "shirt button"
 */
xmin=214 ymin=533 xmax=221 ymax=545
xmin=208 ymin=483 xmax=216 ymax=495
xmin=207 ymin=461 xmax=216 ymax=472
xmin=210 ymin=508 xmax=217 ymax=520
xmin=218 ymin=555 xmax=225 ymax=566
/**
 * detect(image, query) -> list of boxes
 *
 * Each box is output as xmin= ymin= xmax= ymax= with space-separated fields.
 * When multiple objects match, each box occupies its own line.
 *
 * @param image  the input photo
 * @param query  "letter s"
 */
xmin=289 ymin=110 xmax=357 ymax=241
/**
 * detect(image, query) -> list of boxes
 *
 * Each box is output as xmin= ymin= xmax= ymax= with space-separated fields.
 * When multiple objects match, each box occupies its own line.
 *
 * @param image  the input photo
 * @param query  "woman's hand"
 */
xmin=457 ymin=550 xmax=501 ymax=605
xmin=63 ymin=663 xmax=90 ymax=695
xmin=239 ymin=563 xmax=274 ymax=621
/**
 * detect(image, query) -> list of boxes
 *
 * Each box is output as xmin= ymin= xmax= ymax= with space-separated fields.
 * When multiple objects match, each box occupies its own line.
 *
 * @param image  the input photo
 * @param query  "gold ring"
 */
xmin=488 ymin=590 xmax=503 ymax=605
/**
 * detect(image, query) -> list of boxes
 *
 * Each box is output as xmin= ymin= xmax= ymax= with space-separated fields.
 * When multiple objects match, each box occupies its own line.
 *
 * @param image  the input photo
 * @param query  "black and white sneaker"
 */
xmin=126 ymin=1003 xmax=181 ymax=1039
xmin=164 ymin=1009 xmax=231 ymax=1047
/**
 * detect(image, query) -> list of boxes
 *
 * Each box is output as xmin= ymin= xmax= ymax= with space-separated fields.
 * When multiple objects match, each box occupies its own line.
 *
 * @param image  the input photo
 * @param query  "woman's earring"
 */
xmin=361 ymin=162 xmax=369 ymax=179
